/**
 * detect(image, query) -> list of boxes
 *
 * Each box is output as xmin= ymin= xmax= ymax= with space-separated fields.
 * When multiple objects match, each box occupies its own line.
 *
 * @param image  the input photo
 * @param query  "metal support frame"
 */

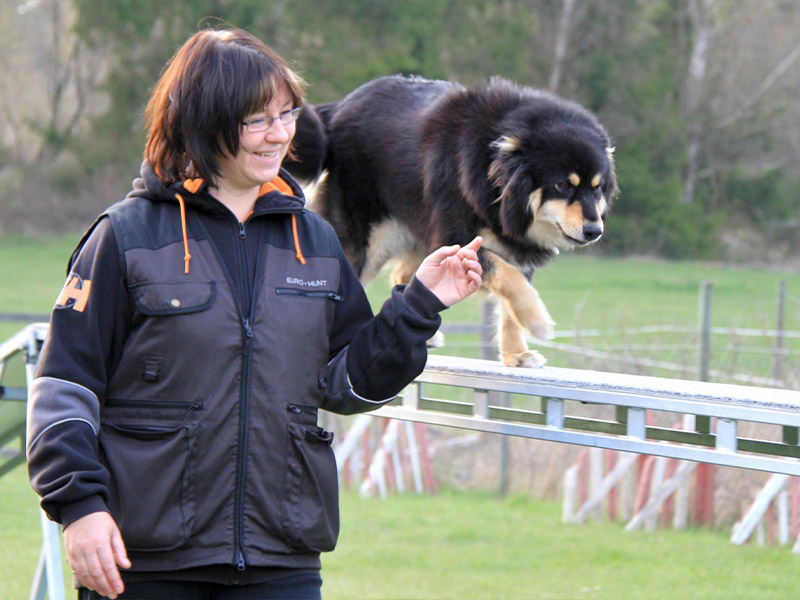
xmin=0 ymin=324 xmax=65 ymax=600
xmin=377 ymin=354 xmax=800 ymax=477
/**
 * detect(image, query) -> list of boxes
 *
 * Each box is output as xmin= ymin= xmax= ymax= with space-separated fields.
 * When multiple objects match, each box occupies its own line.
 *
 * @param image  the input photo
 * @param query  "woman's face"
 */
xmin=216 ymin=86 xmax=296 ymax=192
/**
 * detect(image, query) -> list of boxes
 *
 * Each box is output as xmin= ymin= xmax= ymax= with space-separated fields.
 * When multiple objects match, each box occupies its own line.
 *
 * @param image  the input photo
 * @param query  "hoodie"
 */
xmin=26 ymin=163 xmax=446 ymax=579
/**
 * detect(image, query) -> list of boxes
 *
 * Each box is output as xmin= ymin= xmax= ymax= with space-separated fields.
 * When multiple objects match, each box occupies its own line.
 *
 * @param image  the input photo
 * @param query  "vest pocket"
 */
xmin=130 ymin=280 xmax=216 ymax=316
xmin=281 ymin=422 xmax=339 ymax=552
xmin=99 ymin=422 xmax=197 ymax=552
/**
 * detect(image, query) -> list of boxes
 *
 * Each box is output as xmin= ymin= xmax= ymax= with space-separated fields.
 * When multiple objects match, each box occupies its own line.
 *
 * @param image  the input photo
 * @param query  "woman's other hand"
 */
xmin=63 ymin=511 xmax=131 ymax=599
xmin=415 ymin=236 xmax=483 ymax=307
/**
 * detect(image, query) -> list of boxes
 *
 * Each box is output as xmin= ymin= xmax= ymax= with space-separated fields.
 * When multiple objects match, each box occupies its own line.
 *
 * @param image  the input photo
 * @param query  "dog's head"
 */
xmin=489 ymin=98 xmax=617 ymax=252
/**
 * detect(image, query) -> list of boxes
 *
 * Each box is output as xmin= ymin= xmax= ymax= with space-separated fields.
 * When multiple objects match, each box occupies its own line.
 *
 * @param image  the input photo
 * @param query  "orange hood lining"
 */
xmin=176 ymin=176 xmax=305 ymax=273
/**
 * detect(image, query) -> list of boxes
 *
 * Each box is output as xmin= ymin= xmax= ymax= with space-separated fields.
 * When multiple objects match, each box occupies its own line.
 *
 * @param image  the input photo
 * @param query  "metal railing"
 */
xmin=376 ymin=354 xmax=800 ymax=477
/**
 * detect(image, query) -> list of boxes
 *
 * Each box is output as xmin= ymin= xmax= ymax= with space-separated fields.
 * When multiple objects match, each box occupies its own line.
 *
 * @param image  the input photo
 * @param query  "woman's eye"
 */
xmin=248 ymin=118 xmax=267 ymax=127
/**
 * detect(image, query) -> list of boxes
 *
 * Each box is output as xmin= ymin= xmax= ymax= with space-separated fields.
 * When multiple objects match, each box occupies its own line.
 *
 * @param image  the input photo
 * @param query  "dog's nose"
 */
xmin=583 ymin=223 xmax=603 ymax=242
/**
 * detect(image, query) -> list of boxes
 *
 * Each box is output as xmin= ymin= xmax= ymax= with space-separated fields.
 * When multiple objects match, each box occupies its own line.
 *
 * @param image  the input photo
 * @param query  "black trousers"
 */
xmin=77 ymin=572 xmax=322 ymax=600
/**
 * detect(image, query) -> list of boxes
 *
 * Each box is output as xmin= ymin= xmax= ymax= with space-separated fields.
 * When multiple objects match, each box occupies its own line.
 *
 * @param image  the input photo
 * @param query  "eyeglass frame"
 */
xmin=241 ymin=107 xmax=301 ymax=133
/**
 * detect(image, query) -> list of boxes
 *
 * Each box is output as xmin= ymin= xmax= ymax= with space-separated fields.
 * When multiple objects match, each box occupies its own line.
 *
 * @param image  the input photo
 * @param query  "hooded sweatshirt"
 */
xmin=26 ymin=163 xmax=446 ymax=580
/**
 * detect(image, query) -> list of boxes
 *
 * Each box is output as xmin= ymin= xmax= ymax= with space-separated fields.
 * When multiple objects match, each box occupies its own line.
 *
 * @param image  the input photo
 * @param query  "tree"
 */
xmin=0 ymin=0 xmax=102 ymax=166
xmin=680 ymin=0 xmax=714 ymax=205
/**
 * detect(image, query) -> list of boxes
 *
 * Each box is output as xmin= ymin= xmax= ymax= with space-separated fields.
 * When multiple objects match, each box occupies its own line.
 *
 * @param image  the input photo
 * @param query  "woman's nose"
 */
xmin=264 ymin=119 xmax=292 ymax=142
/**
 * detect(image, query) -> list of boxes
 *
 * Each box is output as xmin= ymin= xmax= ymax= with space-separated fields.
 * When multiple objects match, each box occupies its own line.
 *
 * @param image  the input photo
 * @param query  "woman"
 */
xmin=26 ymin=27 xmax=482 ymax=600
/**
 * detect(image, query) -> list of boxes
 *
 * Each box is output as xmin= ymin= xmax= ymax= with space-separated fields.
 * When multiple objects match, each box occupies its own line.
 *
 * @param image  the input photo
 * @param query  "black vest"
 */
xmin=99 ymin=197 xmax=342 ymax=571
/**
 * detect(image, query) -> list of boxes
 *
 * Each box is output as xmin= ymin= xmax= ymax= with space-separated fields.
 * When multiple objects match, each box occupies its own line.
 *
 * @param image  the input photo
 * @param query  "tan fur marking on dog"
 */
xmin=528 ymin=196 xmax=568 ymax=250
xmin=389 ymin=259 xmax=419 ymax=287
xmin=483 ymin=252 xmax=555 ymax=344
xmin=361 ymin=219 xmax=424 ymax=285
xmin=568 ymin=173 xmax=581 ymax=187
xmin=529 ymin=188 xmax=543 ymax=214
xmin=494 ymin=135 xmax=521 ymax=154
xmin=563 ymin=201 xmax=586 ymax=233
xmin=591 ymin=174 xmax=602 ymax=188
xmin=301 ymin=170 xmax=328 ymax=212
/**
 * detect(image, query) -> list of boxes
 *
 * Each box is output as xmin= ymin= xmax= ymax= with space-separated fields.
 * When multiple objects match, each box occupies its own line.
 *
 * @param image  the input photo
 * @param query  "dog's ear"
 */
xmin=490 ymin=136 xmax=534 ymax=240
xmin=496 ymin=168 xmax=535 ymax=240
xmin=603 ymin=146 xmax=619 ymax=202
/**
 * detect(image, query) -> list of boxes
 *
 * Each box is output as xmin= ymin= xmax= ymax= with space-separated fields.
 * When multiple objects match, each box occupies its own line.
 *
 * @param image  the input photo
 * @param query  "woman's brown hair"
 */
xmin=144 ymin=28 xmax=306 ymax=185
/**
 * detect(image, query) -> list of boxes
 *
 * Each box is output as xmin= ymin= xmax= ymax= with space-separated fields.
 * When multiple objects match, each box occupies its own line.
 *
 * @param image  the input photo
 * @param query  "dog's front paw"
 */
xmin=501 ymin=350 xmax=547 ymax=368
xmin=427 ymin=330 xmax=446 ymax=348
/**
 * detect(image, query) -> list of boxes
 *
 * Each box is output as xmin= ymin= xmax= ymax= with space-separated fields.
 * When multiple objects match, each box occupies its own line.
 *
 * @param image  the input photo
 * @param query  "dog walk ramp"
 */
xmin=375 ymin=354 xmax=800 ymax=477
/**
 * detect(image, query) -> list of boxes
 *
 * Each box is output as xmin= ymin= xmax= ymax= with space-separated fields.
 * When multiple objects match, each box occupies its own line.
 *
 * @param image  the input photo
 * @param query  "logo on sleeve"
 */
xmin=55 ymin=274 xmax=92 ymax=312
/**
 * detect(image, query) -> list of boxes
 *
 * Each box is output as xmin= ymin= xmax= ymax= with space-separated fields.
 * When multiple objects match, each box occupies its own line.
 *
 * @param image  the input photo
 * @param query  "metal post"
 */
xmin=696 ymin=282 xmax=713 ymax=435
xmin=695 ymin=282 xmax=715 ymax=525
xmin=497 ymin=391 xmax=511 ymax=497
xmin=773 ymin=280 xmax=786 ymax=385
xmin=698 ymin=281 xmax=713 ymax=383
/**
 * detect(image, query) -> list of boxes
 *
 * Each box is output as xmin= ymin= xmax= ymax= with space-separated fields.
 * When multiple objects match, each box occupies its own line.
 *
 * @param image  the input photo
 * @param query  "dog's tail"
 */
xmin=284 ymin=102 xmax=335 ymax=182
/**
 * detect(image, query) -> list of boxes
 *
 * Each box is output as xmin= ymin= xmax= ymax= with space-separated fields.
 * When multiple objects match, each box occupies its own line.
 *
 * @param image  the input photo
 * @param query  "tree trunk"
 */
xmin=549 ymin=0 xmax=576 ymax=93
xmin=681 ymin=0 xmax=714 ymax=205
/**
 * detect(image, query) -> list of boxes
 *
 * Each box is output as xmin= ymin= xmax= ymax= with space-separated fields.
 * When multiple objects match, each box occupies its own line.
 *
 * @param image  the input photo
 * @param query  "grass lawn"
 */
xmin=0 ymin=468 xmax=800 ymax=600
xmin=324 ymin=490 xmax=800 ymax=600
xmin=3 ymin=463 xmax=800 ymax=600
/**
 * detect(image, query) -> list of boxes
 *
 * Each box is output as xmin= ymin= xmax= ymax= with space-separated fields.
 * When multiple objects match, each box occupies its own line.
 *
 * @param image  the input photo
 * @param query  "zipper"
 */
xmin=287 ymin=403 xmax=318 ymax=415
xmin=233 ymin=314 xmax=253 ymax=571
xmin=105 ymin=398 xmax=204 ymax=415
xmin=109 ymin=424 xmax=182 ymax=433
xmin=232 ymin=219 xmax=262 ymax=573
xmin=275 ymin=288 xmax=343 ymax=302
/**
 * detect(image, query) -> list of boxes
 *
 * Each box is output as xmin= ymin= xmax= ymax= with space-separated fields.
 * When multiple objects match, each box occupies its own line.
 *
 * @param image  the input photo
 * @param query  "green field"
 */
xmin=2 ymin=234 xmax=800 ymax=599
xmin=3 ymin=463 xmax=800 ymax=600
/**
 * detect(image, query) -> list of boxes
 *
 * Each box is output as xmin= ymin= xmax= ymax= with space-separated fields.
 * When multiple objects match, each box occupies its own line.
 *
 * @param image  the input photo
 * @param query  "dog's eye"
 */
xmin=554 ymin=181 xmax=571 ymax=193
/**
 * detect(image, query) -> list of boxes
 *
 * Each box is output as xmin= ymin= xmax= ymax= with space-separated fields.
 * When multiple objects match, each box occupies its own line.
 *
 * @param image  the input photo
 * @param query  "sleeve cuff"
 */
xmin=401 ymin=275 xmax=448 ymax=319
xmin=58 ymin=495 xmax=109 ymax=529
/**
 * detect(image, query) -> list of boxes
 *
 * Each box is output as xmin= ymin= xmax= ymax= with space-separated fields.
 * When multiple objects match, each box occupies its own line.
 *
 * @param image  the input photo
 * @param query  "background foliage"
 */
xmin=1 ymin=0 xmax=798 ymax=261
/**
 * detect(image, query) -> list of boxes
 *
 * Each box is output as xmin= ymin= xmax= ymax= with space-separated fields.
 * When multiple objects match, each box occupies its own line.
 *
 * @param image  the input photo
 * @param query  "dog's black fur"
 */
xmin=285 ymin=75 xmax=617 ymax=367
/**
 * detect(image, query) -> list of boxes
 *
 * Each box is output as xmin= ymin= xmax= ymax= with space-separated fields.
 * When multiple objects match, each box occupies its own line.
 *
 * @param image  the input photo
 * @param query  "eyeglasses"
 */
xmin=242 ymin=107 xmax=301 ymax=133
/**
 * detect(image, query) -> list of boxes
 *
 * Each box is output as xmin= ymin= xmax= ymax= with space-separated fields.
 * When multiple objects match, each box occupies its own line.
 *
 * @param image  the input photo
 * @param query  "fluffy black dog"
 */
xmin=286 ymin=75 xmax=617 ymax=367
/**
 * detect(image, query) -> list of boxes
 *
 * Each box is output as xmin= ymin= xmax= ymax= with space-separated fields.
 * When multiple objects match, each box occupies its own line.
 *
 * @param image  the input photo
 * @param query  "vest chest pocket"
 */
xmin=130 ymin=280 xmax=216 ymax=316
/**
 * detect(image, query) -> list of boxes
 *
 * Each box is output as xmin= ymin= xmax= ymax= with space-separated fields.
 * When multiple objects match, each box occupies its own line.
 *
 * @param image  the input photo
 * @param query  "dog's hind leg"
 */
xmin=483 ymin=253 xmax=554 ymax=367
